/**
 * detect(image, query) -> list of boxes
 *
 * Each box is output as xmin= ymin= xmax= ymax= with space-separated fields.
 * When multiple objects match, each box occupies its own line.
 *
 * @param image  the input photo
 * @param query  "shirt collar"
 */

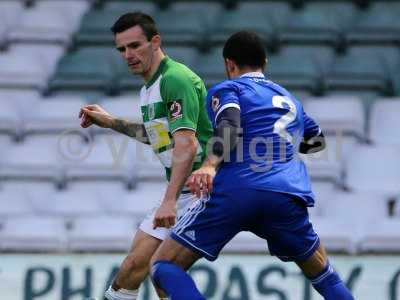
xmin=240 ymin=72 xmax=265 ymax=78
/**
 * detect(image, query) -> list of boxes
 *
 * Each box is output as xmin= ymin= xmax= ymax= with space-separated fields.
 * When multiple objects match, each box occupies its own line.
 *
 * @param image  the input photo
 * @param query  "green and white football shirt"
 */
xmin=140 ymin=56 xmax=213 ymax=180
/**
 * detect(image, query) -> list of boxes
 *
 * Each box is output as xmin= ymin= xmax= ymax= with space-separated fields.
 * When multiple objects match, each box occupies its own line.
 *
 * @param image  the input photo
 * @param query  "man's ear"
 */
xmin=225 ymin=58 xmax=236 ymax=74
xmin=151 ymin=35 xmax=161 ymax=50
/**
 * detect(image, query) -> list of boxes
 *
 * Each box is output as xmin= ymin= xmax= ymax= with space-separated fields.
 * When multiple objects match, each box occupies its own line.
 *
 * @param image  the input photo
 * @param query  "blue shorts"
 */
xmin=171 ymin=188 xmax=319 ymax=262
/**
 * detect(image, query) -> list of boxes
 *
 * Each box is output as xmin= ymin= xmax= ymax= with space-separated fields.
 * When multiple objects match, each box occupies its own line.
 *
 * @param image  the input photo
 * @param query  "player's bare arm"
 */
xmin=79 ymin=104 xmax=150 ymax=144
xmin=187 ymin=106 xmax=241 ymax=196
xmin=153 ymin=129 xmax=198 ymax=229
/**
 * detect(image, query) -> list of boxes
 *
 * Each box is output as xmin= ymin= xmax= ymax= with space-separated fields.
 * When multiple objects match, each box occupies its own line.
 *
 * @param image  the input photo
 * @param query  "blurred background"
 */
xmin=0 ymin=0 xmax=400 ymax=299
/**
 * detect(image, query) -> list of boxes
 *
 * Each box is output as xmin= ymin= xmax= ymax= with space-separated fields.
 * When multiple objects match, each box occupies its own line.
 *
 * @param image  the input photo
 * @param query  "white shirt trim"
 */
xmin=215 ymin=103 xmax=241 ymax=123
xmin=240 ymin=72 xmax=265 ymax=78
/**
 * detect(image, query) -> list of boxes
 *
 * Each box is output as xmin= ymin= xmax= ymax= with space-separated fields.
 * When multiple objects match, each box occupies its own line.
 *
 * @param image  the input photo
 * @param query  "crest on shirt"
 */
xmin=148 ymin=103 xmax=155 ymax=120
xmin=211 ymin=95 xmax=220 ymax=112
xmin=168 ymin=100 xmax=183 ymax=121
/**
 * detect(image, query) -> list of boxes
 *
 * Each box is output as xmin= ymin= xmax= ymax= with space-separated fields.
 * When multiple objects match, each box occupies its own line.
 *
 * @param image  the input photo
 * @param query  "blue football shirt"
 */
xmin=206 ymin=72 xmax=321 ymax=206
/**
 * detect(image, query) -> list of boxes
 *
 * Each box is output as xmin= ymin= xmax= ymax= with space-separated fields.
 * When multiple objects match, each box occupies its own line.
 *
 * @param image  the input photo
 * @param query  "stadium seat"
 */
xmin=67 ymin=216 xmax=136 ymax=252
xmin=346 ymin=2 xmax=400 ymax=45
xmin=7 ymin=8 xmax=75 ymax=45
xmin=153 ymin=10 xmax=208 ymax=47
xmin=35 ymin=0 xmax=90 ymax=29
xmin=1 ymin=217 xmax=67 ymax=252
xmin=0 ymin=52 xmax=49 ymax=90
xmin=194 ymin=47 xmax=225 ymax=87
xmin=63 ymin=135 xmax=136 ymax=186
xmin=48 ymin=47 xmax=119 ymax=94
xmin=279 ymin=46 xmax=336 ymax=75
xmin=9 ymin=44 xmax=65 ymax=78
xmin=103 ymin=1 xmax=156 ymax=15
xmin=360 ymin=218 xmax=400 ymax=253
xmin=344 ymin=144 xmax=400 ymax=196
xmin=0 ymin=89 xmax=41 ymax=112
xmin=325 ymin=49 xmax=391 ymax=94
xmin=223 ymin=232 xmax=267 ymax=253
xmin=75 ymin=1 xmax=155 ymax=47
xmin=168 ymin=1 xmax=222 ymax=25
xmin=300 ymin=135 xmax=355 ymax=183
xmin=99 ymin=181 xmax=167 ymax=218
xmin=369 ymin=98 xmax=400 ymax=146
xmin=22 ymin=97 xmax=87 ymax=136
xmin=0 ymin=189 xmax=34 ymax=220
xmin=0 ymin=100 xmax=22 ymax=138
xmin=0 ymin=136 xmax=64 ymax=184
xmin=208 ymin=2 xmax=290 ymax=50
xmin=266 ymin=51 xmax=321 ymax=94
xmin=31 ymin=188 xmax=104 ymax=221
xmin=303 ymin=96 xmax=365 ymax=140
xmin=311 ymin=217 xmax=359 ymax=253
xmin=279 ymin=1 xmax=357 ymax=48
xmin=163 ymin=46 xmax=198 ymax=71
xmin=310 ymin=181 xmax=337 ymax=217
xmin=0 ymin=1 xmax=23 ymax=48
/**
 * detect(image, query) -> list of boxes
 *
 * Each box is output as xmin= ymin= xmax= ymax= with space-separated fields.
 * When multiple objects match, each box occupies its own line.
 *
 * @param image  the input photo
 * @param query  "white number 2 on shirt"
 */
xmin=272 ymin=95 xmax=297 ymax=144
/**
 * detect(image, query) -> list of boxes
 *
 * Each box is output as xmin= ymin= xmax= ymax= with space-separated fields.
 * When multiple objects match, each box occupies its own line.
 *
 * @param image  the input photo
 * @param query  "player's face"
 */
xmin=115 ymin=25 xmax=159 ymax=77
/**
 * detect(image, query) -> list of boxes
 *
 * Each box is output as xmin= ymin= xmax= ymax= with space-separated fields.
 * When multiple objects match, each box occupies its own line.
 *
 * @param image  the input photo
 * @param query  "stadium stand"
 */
xmin=1 ymin=0 xmax=400 ymax=254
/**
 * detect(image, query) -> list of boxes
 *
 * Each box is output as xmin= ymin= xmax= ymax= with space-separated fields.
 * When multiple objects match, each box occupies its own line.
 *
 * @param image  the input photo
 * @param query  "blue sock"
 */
xmin=151 ymin=260 xmax=205 ymax=300
xmin=310 ymin=263 xmax=355 ymax=300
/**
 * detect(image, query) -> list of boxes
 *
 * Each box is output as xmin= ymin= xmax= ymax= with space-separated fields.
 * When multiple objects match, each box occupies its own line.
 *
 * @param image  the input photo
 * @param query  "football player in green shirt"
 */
xmin=79 ymin=12 xmax=213 ymax=300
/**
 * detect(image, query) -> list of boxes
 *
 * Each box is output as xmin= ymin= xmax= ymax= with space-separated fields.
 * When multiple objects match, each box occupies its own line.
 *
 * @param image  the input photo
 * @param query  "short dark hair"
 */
xmin=110 ymin=12 xmax=159 ymax=41
xmin=223 ymin=31 xmax=267 ymax=69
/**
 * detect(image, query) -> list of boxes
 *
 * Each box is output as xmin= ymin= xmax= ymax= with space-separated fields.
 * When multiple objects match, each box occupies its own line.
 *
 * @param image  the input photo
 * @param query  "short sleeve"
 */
xmin=303 ymin=110 xmax=321 ymax=139
xmin=160 ymin=72 xmax=199 ymax=134
xmin=206 ymin=81 xmax=241 ymax=128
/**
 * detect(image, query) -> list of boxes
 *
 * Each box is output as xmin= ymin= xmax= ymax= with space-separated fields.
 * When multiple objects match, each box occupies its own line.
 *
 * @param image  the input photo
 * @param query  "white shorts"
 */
xmin=139 ymin=192 xmax=199 ymax=240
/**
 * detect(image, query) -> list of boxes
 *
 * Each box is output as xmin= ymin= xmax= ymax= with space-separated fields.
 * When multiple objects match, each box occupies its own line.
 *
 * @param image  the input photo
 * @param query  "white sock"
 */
xmin=104 ymin=286 xmax=138 ymax=300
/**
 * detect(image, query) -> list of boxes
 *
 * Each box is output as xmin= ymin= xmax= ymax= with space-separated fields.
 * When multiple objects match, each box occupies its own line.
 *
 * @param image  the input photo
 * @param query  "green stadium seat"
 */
xmin=208 ymin=2 xmax=290 ymax=51
xmin=346 ymin=2 xmax=400 ymax=45
xmin=153 ymin=10 xmax=208 ymax=47
xmin=48 ymin=47 xmax=119 ymax=94
xmin=75 ymin=2 xmax=156 ymax=47
xmin=266 ymin=51 xmax=322 ymax=94
xmin=163 ymin=46 xmax=198 ymax=70
xmin=194 ymin=47 xmax=225 ymax=88
xmin=168 ymin=1 xmax=222 ymax=25
xmin=279 ymin=2 xmax=358 ymax=48
xmin=325 ymin=48 xmax=392 ymax=95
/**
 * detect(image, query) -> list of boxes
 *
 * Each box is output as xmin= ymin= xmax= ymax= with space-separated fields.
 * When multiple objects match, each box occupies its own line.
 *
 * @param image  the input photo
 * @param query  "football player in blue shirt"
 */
xmin=149 ymin=31 xmax=354 ymax=300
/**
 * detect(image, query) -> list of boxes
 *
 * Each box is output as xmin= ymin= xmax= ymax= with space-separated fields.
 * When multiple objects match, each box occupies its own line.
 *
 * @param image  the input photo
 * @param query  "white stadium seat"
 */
xmin=0 ymin=100 xmax=21 ymax=138
xmin=1 ymin=217 xmax=67 ymax=251
xmin=64 ymin=136 xmax=136 ymax=185
xmin=360 ymin=219 xmax=400 ymax=253
xmin=35 ymin=0 xmax=90 ymax=29
xmin=223 ymin=232 xmax=267 ymax=253
xmin=9 ymin=44 xmax=65 ymax=76
xmin=0 ymin=52 xmax=48 ymax=90
xmin=22 ymin=97 xmax=86 ymax=136
xmin=99 ymin=181 xmax=167 ymax=218
xmin=0 ymin=136 xmax=63 ymax=183
xmin=0 ymin=189 xmax=34 ymax=219
xmin=67 ymin=216 xmax=136 ymax=252
xmin=304 ymin=96 xmax=365 ymax=140
xmin=31 ymin=188 xmax=104 ymax=220
xmin=0 ymin=89 xmax=41 ymax=112
xmin=7 ymin=7 xmax=75 ymax=45
xmin=369 ymin=98 xmax=400 ymax=146
xmin=344 ymin=144 xmax=400 ymax=196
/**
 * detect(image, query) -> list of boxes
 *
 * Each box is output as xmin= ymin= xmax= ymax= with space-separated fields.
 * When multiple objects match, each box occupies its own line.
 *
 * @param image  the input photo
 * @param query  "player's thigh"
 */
xmin=296 ymin=243 xmax=328 ymax=278
xmin=151 ymin=236 xmax=201 ymax=271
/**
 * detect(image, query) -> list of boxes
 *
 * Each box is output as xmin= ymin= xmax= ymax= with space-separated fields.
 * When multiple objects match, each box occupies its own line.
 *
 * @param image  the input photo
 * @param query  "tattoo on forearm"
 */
xmin=112 ymin=118 xmax=150 ymax=144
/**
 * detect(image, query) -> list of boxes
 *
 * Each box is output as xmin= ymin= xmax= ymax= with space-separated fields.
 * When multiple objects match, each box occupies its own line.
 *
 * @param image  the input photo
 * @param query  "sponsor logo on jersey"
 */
xmin=168 ymin=100 xmax=183 ymax=121
xmin=148 ymin=103 xmax=155 ymax=120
